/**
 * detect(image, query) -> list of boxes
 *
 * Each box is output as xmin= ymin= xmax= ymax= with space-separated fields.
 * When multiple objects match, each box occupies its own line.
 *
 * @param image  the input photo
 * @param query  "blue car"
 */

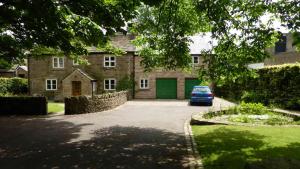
xmin=190 ymin=86 xmax=214 ymax=106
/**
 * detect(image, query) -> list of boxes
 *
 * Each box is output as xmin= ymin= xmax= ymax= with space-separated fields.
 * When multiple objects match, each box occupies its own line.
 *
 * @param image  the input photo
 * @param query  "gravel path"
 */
xmin=0 ymin=98 xmax=233 ymax=169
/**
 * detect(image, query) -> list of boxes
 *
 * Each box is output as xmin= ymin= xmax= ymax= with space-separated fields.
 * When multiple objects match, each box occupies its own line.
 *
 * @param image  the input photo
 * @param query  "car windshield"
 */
xmin=193 ymin=87 xmax=210 ymax=93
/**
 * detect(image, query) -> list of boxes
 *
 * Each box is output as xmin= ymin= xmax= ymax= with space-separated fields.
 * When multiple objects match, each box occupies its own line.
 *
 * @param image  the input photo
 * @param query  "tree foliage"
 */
xmin=132 ymin=0 xmax=298 ymax=84
xmin=0 ymin=0 xmax=299 ymax=83
xmin=0 ymin=0 xmax=158 ymax=67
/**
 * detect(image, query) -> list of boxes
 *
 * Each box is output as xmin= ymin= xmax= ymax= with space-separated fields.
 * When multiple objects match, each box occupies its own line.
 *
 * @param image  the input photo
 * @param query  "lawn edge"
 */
xmin=184 ymin=118 xmax=203 ymax=169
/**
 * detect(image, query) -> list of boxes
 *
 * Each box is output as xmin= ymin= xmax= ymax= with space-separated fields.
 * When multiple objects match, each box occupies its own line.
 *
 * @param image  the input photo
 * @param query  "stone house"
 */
xmin=0 ymin=65 xmax=28 ymax=78
xmin=265 ymin=33 xmax=300 ymax=66
xmin=28 ymin=34 xmax=204 ymax=101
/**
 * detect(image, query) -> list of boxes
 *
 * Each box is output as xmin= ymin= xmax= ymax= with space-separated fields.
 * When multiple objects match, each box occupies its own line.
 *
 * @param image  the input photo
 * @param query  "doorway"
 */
xmin=72 ymin=81 xmax=82 ymax=96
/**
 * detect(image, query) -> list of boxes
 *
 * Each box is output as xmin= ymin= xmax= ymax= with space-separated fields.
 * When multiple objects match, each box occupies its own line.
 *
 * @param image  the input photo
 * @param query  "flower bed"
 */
xmin=193 ymin=102 xmax=300 ymax=126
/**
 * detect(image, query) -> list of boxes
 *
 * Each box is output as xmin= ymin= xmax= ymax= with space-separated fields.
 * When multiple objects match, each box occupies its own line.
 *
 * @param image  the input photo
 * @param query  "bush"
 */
xmin=216 ymin=63 xmax=300 ymax=110
xmin=227 ymin=102 xmax=271 ymax=115
xmin=0 ymin=77 xmax=28 ymax=95
xmin=0 ymin=97 xmax=47 ymax=115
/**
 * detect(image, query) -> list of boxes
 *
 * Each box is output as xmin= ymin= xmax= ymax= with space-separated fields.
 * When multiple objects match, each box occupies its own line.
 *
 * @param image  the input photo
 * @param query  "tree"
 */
xmin=1 ymin=0 xmax=298 ymax=84
xmin=131 ymin=0 xmax=296 ymax=85
xmin=275 ymin=0 xmax=300 ymax=49
xmin=0 ymin=0 xmax=162 ymax=67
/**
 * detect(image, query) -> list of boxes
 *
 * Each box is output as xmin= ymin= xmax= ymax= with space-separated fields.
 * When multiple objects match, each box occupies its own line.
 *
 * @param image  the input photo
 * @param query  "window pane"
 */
xmin=59 ymin=58 xmax=63 ymax=67
xmin=111 ymin=80 xmax=115 ymax=85
xmin=105 ymin=62 xmax=110 ymax=67
xmin=111 ymin=84 xmax=115 ymax=89
xmin=193 ymin=57 xmax=199 ymax=63
xmin=110 ymin=57 xmax=115 ymax=61
xmin=53 ymin=58 xmax=58 ymax=67
xmin=47 ymin=84 xmax=51 ymax=89
xmin=110 ymin=62 xmax=115 ymax=67
xmin=105 ymin=57 xmax=109 ymax=61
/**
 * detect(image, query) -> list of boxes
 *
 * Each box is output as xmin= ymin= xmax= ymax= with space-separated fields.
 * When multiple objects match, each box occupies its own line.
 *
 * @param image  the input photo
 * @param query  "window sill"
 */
xmin=52 ymin=68 xmax=65 ymax=70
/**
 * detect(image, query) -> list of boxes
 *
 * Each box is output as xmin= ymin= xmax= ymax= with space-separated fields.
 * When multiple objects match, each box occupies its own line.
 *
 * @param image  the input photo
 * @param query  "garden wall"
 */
xmin=0 ymin=97 xmax=47 ymax=115
xmin=215 ymin=64 xmax=300 ymax=110
xmin=65 ymin=91 xmax=128 ymax=115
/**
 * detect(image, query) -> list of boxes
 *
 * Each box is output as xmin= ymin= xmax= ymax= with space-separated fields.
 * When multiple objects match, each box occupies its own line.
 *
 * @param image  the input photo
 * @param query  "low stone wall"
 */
xmin=64 ymin=91 xmax=127 ymax=115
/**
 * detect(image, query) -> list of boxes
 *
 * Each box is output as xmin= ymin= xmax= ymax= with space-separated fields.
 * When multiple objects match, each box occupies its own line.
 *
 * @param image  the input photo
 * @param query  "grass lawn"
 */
xmin=192 ymin=125 xmax=300 ymax=169
xmin=48 ymin=102 xmax=64 ymax=113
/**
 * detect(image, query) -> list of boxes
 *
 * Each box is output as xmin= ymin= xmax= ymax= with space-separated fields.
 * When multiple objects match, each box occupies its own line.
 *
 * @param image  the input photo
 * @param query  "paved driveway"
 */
xmin=0 ymin=98 xmax=233 ymax=169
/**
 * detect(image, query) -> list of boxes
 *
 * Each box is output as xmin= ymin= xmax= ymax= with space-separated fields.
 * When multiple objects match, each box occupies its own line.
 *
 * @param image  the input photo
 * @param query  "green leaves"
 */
xmin=132 ymin=0 xmax=206 ymax=71
xmin=0 ymin=0 xmax=146 ymax=66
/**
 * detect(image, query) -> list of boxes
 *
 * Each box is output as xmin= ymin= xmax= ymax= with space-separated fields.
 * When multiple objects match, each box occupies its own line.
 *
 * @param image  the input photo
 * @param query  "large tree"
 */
xmin=0 ymin=0 xmax=298 ymax=83
xmin=132 ymin=0 xmax=296 ymax=85
xmin=0 ymin=0 xmax=162 ymax=68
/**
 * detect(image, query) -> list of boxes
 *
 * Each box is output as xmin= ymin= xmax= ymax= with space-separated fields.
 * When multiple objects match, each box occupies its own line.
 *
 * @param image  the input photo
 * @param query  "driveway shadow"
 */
xmin=0 ymin=118 xmax=190 ymax=169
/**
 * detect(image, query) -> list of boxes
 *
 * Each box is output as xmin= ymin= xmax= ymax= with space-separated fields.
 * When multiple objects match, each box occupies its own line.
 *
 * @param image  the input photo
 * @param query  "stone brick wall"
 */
xmin=64 ymin=91 xmax=127 ymax=115
xmin=264 ymin=52 xmax=300 ymax=66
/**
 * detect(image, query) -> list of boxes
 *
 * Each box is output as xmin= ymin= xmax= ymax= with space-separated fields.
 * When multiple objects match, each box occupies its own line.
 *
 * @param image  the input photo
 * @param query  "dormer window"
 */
xmin=104 ymin=56 xmax=116 ymax=68
xmin=275 ymin=35 xmax=287 ymax=53
xmin=53 ymin=57 xmax=64 ymax=68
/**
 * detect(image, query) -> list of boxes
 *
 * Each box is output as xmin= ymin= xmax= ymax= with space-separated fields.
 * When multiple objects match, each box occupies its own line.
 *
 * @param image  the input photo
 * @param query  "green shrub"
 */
xmin=0 ymin=77 xmax=28 ymax=95
xmin=228 ymin=115 xmax=254 ymax=123
xmin=227 ymin=102 xmax=271 ymax=115
xmin=215 ymin=63 xmax=300 ymax=110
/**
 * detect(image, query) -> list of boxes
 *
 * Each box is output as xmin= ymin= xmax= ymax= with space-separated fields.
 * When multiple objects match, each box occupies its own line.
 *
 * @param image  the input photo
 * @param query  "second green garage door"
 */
xmin=156 ymin=78 xmax=177 ymax=99
xmin=185 ymin=78 xmax=201 ymax=99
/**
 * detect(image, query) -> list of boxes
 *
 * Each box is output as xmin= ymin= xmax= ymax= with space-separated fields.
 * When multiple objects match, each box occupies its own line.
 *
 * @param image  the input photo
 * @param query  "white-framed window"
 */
xmin=140 ymin=78 xmax=149 ymax=89
xmin=46 ymin=79 xmax=57 ymax=90
xmin=104 ymin=56 xmax=116 ymax=68
xmin=53 ymin=57 xmax=64 ymax=68
xmin=192 ymin=56 xmax=199 ymax=64
xmin=73 ymin=60 xmax=79 ymax=66
xmin=104 ymin=78 xmax=116 ymax=90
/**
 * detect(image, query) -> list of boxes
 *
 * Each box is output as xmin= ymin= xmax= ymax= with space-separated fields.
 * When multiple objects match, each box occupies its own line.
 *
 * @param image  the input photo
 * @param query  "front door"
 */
xmin=72 ymin=81 xmax=82 ymax=96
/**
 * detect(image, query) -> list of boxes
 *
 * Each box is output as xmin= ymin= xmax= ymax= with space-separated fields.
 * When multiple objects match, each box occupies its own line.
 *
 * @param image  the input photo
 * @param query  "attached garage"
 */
xmin=185 ymin=78 xmax=200 ymax=99
xmin=156 ymin=78 xmax=177 ymax=99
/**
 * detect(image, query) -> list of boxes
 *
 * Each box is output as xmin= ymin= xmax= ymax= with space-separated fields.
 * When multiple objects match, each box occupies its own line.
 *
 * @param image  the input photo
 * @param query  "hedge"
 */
xmin=0 ymin=77 xmax=28 ymax=95
xmin=0 ymin=97 xmax=47 ymax=115
xmin=215 ymin=63 xmax=300 ymax=110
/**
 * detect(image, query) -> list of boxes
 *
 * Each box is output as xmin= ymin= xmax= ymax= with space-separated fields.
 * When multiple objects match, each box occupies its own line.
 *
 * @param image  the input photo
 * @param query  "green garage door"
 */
xmin=185 ymin=78 xmax=200 ymax=99
xmin=156 ymin=78 xmax=177 ymax=99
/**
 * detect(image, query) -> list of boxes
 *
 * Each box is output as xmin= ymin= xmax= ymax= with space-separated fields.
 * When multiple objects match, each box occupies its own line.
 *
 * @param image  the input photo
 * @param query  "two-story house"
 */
xmin=28 ymin=34 xmax=204 ymax=101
